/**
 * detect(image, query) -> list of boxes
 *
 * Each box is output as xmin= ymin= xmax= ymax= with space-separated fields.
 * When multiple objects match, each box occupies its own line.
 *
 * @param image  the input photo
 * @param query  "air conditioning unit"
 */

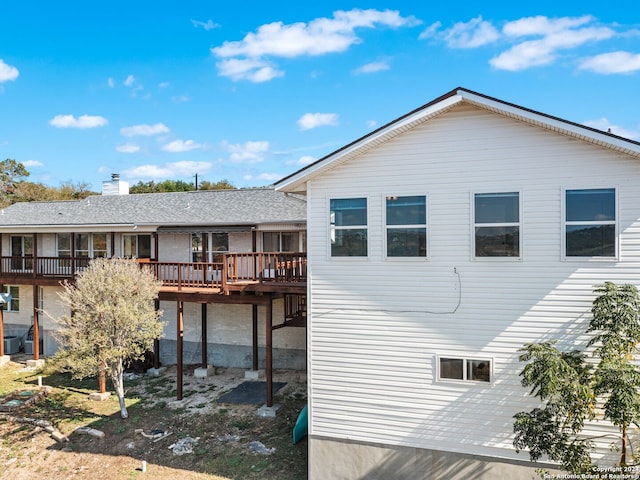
xmin=24 ymin=339 xmax=43 ymax=355
xmin=3 ymin=336 xmax=20 ymax=355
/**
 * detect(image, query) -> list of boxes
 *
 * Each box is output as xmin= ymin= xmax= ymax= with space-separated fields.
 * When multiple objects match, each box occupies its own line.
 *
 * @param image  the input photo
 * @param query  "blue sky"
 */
xmin=1 ymin=1 xmax=639 ymax=191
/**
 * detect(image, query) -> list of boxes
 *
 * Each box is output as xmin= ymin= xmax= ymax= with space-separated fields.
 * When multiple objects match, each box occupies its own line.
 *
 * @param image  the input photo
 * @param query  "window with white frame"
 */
xmin=438 ymin=356 xmax=491 ymax=383
xmin=1 ymin=285 xmax=19 ymax=312
xmin=330 ymin=198 xmax=367 ymax=257
xmin=474 ymin=192 xmax=520 ymax=258
xmin=385 ymin=195 xmax=427 ymax=257
xmin=565 ymin=188 xmax=616 ymax=258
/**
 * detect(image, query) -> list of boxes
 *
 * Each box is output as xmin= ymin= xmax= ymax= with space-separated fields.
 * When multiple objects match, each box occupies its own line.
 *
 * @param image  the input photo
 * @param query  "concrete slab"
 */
xmin=257 ymin=403 xmax=282 ymax=418
xmin=0 ymin=355 xmax=10 ymax=366
xmin=244 ymin=369 xmax=265 ymax=380
xmin=194 ymin=366 xmax=216 ymax=378
xmin=146 ymin=367 xmax=167 ymax=377
xmin=89 ymin=392 xmax=111 ymax=402
xmin=26 ymin=359 xmax=46 ymax=369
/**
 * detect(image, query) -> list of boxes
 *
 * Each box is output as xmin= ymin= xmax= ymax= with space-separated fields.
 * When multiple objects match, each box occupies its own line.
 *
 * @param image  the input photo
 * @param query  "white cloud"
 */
xmin=216 ymin=58 xmax=284 ymax=83
xmin=222 ymin=140 xmax=270 ymax=163
xmin=161 ymin=139 xmax=203 ymax=152
xmin=123 ymin=161 xmax=212 ymax=180
xmin=297 ymin=112 xmax=339 ymax=130
xmin=49 ymin=114 xmax=108 ymax=129
xmin=158 ymin=81 xmax=170 ymax=88
xmin=442 ymin=16 xmax=500 ymax=48
xmin=120 ymin=123 xmax=170 ymax=137
xmin=0 ymin=59 xmax=19 ymax=82
xmin=124 ymin=75 xmax=135 ymax=87
xmin=296 ymin=155 xmax=316 ymax=166
xmin=579 ymin=51 xmax=640 ymax=74
xmin=107 ymin=77 xmax=115 ymax=88
xmin=171 ymin=95 xmax=191 ymax=103
xmin=243 ymin=172 xmax=282 ymax=182
xmin=116 ymin=142 xmax=141 ymax=153
xmin=211 ymin=9 xmax=420 ymax=82
xmin=353 ymin=61 xmax=390 ymax=74
xmin=490 ymin=15 xmax=615 ymax=71
xmin=22 ymin=159 xmax=43 ymax=167
xmin=583 ymin=118 xmax=639 ymax=140
xmin=191 ymin=19 xmax=218 ymax=31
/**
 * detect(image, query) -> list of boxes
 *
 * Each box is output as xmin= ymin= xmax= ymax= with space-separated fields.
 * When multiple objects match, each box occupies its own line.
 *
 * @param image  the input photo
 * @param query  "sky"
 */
xmin=1 ymin=1 xmax=639 ymax=192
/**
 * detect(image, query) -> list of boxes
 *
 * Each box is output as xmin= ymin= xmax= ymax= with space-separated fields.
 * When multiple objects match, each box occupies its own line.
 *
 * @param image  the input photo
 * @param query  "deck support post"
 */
xmin=201 ymin=303 xmax=207 ymax=366
xmin=32 ymin=284 xmax=40 ymax=360
xmin=266 ymin=295 xmax=273 ymax=407
xmin=153 ymin=299 xmax=160 ymax=369
xmin=252 ymin=304 xmax=259 ymax=371
xmin=176 ymin=300 xmax=184 ymax=400
xmin=0 ymin=299 xmax=4 ymax=357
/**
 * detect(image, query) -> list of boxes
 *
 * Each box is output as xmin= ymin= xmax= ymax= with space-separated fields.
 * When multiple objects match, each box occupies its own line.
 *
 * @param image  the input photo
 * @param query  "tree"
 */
xmin=514 ymin=282 xmax=640 ymax=473
xmin=53 ymin=258 xmax=164 ymax=418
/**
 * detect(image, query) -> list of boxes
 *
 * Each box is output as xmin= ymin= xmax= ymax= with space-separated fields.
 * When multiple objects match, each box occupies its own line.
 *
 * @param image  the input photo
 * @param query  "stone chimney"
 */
xmin=102 ymin=173 xmax=130 ymax=195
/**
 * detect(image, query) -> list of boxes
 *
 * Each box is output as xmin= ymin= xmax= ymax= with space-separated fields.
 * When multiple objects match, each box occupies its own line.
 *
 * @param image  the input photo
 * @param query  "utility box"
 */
xmin=3 ymin=336 xmax=20 ymax=354
xmin=24 ymin=339 xmax=43 ymax=355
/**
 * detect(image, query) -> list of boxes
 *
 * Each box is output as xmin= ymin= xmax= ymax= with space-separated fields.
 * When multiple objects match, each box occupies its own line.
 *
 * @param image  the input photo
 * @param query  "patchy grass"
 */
xmin=0 ymin=361 xmax=307 ymax=480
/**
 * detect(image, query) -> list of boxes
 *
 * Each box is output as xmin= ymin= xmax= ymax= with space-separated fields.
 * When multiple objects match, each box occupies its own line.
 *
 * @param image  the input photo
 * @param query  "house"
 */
xmin=0 ymin=181 xmax=307 ymax=405
xmin=275 ymin=87 xmax=640 ymax=479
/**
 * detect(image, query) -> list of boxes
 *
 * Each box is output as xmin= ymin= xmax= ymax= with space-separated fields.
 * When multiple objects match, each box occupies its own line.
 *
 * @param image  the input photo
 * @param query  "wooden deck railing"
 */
xmin=0 ymin=253 xmax=307 ymax=291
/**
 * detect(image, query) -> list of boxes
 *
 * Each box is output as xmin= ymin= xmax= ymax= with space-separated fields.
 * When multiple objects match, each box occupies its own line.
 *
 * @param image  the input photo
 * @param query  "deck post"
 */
xmin=153 ymin=299 xmax=160 ymax=369
xmin=32 ymin=284 xmax=40 ymax=360
xmin=0 ymin=297 xmax=4 ymax=357
xmin=252 ymin=304 xmax=259 ymax=371
xmin=201 ymin=303 xmax=207 ymax=366
xmin=176 ymin=300 xmax=184 ymax=400
xmin=266 ymin=295 xmax=273 ymax=407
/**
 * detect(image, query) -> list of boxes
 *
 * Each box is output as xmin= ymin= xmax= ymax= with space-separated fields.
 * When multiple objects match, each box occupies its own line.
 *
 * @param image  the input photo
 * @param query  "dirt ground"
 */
xmin=0 ymin=359 xmax=308 ymax=480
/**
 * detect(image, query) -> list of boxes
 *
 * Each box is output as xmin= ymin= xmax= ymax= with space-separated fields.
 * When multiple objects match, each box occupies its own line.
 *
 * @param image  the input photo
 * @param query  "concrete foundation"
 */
xmin=257 ymin=403 xmax=282 ymax=418
xmin=244 ymin=369 xmax=265 ymax=380
xmin=194 ymin=365 xmax=216 ymax=378
xmin=146 ymin=366 xmax=167 ymax=377
xmin=309 ymin=437 xmax=558 ymax=480
xmin=159 ymin=340 xmax=306 ymax=370
xmin=89 ymin=392 xmax=111 ymax=401
xmin=0 ymin=355 xmax=10 ymax=366
xmin=26 ymin=359 xmax=46 ymax=369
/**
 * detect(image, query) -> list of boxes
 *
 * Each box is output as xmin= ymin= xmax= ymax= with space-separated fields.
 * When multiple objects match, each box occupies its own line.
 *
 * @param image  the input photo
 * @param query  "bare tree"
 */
xmin=53 ymin=258 xmax=164 ymax=418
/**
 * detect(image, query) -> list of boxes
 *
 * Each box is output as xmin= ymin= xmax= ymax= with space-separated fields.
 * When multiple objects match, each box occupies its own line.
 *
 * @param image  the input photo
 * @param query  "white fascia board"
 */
xmin=276 ymin=94 xmax=464 ymax=193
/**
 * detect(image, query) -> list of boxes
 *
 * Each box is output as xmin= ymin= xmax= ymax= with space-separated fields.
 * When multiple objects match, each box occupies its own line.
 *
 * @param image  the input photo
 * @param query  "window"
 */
xmin=263 ymin=232 xmax=300 ymax=252
xmin=192 ymin=233 xmax=229 ymax=263
xmin=474 ymin=192 xmax=520 ymax=258
xmin=439 ymin=356 xmax=491 ymax=383
xmin=565 ymin=188 xmax=616 ymax=258
xmin=123 ymin=234 xmax=151 ymax=259
xmin=1 ymin=285 xmax=19 ymax=312
xmin=57 ymin=233 xmax=108 ymax=258
xmin=330 ymin=198 xmax=367 ymax=257
xmin=386 ymin=195 xmax=427 ymax=257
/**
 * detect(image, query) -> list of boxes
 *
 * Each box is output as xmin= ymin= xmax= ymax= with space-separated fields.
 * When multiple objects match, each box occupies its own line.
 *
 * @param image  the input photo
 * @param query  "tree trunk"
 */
xmin=110 ymin=358 xmax=128 ymax=419
xmin=621 ymin=424 xmax=627 ymax=465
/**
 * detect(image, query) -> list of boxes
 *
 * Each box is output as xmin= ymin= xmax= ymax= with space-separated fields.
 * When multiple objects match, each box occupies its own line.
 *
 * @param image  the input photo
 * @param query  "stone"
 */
xmin=146 ymin=367 xmax=167 ymax=377
xmin=244 ymin=369 xmax=265 ymax=380
xmin=26 ymin=359 xmax=45 ymax=369
xmin=0 ymin=355 xmax=10 ymax=366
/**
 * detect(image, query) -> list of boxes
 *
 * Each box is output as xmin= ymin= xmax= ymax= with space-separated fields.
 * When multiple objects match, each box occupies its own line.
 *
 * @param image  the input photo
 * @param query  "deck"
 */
xmin=0 ymin=252 xmax=307 ymax=296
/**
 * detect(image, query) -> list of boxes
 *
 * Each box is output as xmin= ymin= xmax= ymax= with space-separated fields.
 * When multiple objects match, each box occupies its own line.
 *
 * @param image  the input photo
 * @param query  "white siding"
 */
xmin=306 ymin=104 xmax=640 ymax=462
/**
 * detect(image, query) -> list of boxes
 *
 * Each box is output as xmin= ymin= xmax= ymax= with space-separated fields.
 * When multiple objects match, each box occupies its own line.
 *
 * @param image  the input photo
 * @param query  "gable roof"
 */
xmin=0 ymin=188 xmax=306 ymax=232
xmin=275 ymin=87 xmax=640 ymax=194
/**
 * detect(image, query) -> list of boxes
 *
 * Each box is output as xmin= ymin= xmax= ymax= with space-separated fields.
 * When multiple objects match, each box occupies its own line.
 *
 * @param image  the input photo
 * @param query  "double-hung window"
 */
xmin=385 ymin=195 xmax=427 ymax=257
xmin=330 ymin=198 xmax=367 ymax=257
xmin=565 ymin=188 xmax=616 ymax=258
xmin=474 ymin=192 xmax=520 ymax=258
xmin=123 ymin=234 xmax=151 ymax=259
